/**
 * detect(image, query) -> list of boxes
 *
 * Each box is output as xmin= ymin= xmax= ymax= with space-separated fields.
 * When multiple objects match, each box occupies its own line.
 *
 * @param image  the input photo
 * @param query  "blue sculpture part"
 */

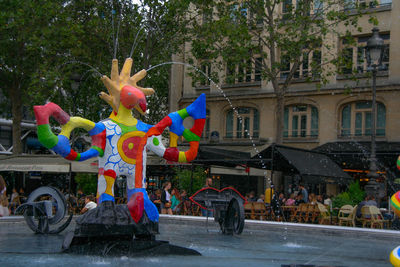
xmin=168 ymin=112 xmax=184 ymax=136
xmin=78 ymin=148 xmax=99 ymax=161
xmin=99 ymin=193 xmax=115 ymax=203
xmin=136 ymin=120 xmax=153 ymax=132
xmin=52 ymin=135 xmax=71 ymax=157
xmin=186 ymin=93 xmax=206 ymax=119
xmin=88 ymin=122 xmax=106 ymax=136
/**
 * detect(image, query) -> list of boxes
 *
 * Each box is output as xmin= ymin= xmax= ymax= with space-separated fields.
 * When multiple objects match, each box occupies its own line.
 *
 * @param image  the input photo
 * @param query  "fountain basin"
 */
xmin=0 ymin=215 xmax=397 ymax=266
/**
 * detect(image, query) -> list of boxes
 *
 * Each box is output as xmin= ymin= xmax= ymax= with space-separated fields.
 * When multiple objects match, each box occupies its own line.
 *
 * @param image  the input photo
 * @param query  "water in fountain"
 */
xmin=59 ymin=60 xmax=104 ymax=77
xmin=129 ymin=20 xmax=161 ymax=59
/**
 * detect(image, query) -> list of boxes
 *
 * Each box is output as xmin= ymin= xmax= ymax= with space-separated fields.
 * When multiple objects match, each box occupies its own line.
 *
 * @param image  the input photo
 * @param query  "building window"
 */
xmin=202 ymin=109 xmax=210 ymax=139
xmin=282 ymin=0 xmax=321 ymax=18
xmin=344 ymin=0 xmax=392 ymax=10
xmin=226 ymin=107 xmax=259 ymax=138
xmin=199 ymin=62 xmax=211 ymax=86
xmin=340 ymin=33 xmax=390 ymax=75
xmin=280 ymin=50 xmax=321 ymax=80
xmin=284 ymin=104 xmax=319 ymax=138
xmin=340 ymin=101 xmax=386 ymax=137
xmin=225 ymin=57 xmax=263 ymax=84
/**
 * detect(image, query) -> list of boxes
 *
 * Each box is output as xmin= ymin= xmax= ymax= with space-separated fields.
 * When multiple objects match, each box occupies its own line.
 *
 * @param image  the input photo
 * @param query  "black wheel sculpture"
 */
xmin=16 ymin=186 xmax=73 ymax=234
xmin=222 ymin=198 xmax=245 ymax=235
xmin=190 ymin=187 xmax=246 ymax=235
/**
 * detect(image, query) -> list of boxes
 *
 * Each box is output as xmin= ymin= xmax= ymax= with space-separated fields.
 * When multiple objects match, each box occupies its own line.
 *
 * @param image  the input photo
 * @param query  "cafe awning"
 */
xmin=250 ymin=144 xmax=352 ymax=183
xmin=0 ymin=155 xmax=98 ymax=173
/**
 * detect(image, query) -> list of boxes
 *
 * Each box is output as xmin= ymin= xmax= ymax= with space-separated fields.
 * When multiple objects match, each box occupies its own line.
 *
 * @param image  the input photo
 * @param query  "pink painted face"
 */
xmin=120 ymin=85 xmax=147 ymax=113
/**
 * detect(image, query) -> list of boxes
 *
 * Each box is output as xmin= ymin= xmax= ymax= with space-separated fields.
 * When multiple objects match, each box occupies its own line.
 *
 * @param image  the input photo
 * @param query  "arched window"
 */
xmin=283 ymin=104 xmax=319 ymax=138
xmin=226 ymin=107 xmax=259 ymax=138
xmin=340 ymin=101 xmax=386 ymax=137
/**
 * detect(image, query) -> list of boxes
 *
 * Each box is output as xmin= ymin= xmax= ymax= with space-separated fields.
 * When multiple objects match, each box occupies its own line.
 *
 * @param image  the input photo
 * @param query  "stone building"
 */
xmin=169 ymin=0 xmax=399 ymax=197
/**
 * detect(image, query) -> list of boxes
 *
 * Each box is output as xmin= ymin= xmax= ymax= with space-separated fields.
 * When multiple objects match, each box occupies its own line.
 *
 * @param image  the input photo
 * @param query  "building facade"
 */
xmin=169 ymin=0 xmax=399 ymax=196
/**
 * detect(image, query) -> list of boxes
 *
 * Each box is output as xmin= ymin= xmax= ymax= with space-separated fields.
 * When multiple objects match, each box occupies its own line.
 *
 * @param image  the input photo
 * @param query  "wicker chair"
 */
xmin=338 ymin=205 xmax=356 ymax=227
xmin=360 ymin=206 xmax=385 ymax=229
xmin=253 ymin=202 xmax=266 ymax=220
xmin=317 ymin=203 xmax=330 ymax=225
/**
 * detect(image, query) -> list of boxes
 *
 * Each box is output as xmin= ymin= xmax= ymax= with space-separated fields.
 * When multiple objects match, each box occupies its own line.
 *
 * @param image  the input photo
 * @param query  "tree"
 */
xmin=188 ymin=0 xmax=370 ymax=143
xmin=172 ymin=166 xmax=206 ymax=195
xmin=0 ymin=0 xmax=72 ymax=154
xmin=0 ymin=0 xmax=190 ymax=154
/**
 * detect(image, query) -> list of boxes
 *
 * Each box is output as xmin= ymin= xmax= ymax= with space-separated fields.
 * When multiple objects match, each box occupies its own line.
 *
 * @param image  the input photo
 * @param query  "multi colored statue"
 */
xmin=33 ymin=58 xmax=205 ymax=239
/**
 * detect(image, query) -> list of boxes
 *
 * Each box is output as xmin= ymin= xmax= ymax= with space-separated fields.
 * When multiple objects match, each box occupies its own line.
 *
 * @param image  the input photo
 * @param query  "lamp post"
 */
xmin=364 ymin=27 xmax=384 ymax=199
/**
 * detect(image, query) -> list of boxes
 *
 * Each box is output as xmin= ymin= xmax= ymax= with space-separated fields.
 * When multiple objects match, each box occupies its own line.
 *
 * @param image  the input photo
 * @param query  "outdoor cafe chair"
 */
xmin=308 ymin=204 xmax=320 ymax=223
xmin=292 ymin=203 xmax=307 ymax=223
xmin=244 ymin=202 xmax=254 ymax=219
xmin=338 ymin=205 xmax=355 ymax=227
xmin=298 ymin=203 xmax=309 ymax=223
xmin=317 ymin=203 xmax=330 ymax=225
xmin=253 ymin=202 xmax=266 ymax=220
xmin=360 ymin=206 xmax=385 ymax=229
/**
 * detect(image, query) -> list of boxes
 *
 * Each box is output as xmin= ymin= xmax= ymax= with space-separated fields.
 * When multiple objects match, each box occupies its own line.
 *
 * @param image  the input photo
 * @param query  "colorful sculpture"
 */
xmin=391 ymin=191 xmax=400 ymax=217
xmin=34 ymin=58 xmax=205 ymax=239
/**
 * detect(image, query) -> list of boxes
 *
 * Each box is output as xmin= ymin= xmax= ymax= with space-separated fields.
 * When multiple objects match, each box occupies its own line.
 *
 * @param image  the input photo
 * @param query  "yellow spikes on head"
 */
xmin=99 ymin=58 xmax=155 ymax=115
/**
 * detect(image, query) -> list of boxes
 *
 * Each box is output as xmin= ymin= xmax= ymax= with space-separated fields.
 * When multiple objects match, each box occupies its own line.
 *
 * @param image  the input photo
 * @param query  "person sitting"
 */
xmin=257 ymin=194 xmax=265 ymax=203
xmin=295 ymin=193 xmax=305 ymax=206
xmin=80 ymin=195 xmax=97 ymax=214
xmin=316 ymin=195 xmax=323 ymax=204
xmin=356 ymin=195 xmax=372 ymax=219
xmin=278 ymin=193 xmax=286 ymax=206
xmin=248 ymin=191 xmax=257 ymax=202
xmin=0 ymin=194 xmax=10 ymax=217
xmin=323 ymin=195 xmax=332 ymax=207
xmin=309 ymin=193 xmax=317 ymax=205
xmin=366 ymin=195 xmax=378 ymax=207
xmin=285 ymin=193 xmax=296 ymax=206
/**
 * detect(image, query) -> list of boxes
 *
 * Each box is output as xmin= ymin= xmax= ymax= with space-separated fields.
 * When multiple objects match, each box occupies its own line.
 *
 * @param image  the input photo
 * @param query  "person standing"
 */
xmin=161 ymin=181 xmax=173 ymax=215
xmin=299 ymin=184 xmax=308 ymax=203
xmin=202 ymin=177 xmax=213 ymax=217
xmin=264 ymin=185 xmax=274 ymax=206
xmin=170 ymin=188 xmax=181 ymax=214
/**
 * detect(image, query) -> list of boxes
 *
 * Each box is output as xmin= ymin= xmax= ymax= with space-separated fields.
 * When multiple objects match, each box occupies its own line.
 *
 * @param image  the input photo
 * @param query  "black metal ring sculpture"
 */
xmin=16 ymin=186 xmax=73 ymax=234
xmin=190 ymin=187 xmax=246 ymax=235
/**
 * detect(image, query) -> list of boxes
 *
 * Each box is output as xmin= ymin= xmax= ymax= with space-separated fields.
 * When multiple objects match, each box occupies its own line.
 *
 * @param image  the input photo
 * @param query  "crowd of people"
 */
xmin=0 ymin=173 xmax=394 ymax=225
xmin=245 ymin=184 xmax=333 ymax=209
xmin=150 ymin=181 xmax=191 ymax=215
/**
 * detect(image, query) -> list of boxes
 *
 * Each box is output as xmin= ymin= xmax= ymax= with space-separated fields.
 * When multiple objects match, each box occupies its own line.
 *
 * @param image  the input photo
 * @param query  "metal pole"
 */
xmin=365 ymin=66 xmax=379 ymax=199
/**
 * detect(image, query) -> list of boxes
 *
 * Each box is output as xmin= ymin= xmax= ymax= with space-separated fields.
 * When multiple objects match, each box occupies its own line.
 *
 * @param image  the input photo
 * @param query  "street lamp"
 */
xmin=364 ymin=27 xmax=384 ymax=200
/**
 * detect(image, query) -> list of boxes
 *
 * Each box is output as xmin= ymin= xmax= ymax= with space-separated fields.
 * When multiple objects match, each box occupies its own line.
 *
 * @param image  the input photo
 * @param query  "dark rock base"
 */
xmin=62 ymin=201 xmax=200 ymax=256
xmin=62 ymin=232 xmax=201 ymax=256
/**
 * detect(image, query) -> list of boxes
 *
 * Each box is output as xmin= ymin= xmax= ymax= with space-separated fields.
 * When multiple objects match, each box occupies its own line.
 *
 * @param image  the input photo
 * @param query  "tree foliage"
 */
xmin=172 ymin=166 xmax=206 ymax=195
xmin=74 ymin=173 xmax=98 ymax=195
xmin=332 ymin=181 xmax=365 ymax=209
xmin=0 ymin=0 xmax=189 ymax=154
